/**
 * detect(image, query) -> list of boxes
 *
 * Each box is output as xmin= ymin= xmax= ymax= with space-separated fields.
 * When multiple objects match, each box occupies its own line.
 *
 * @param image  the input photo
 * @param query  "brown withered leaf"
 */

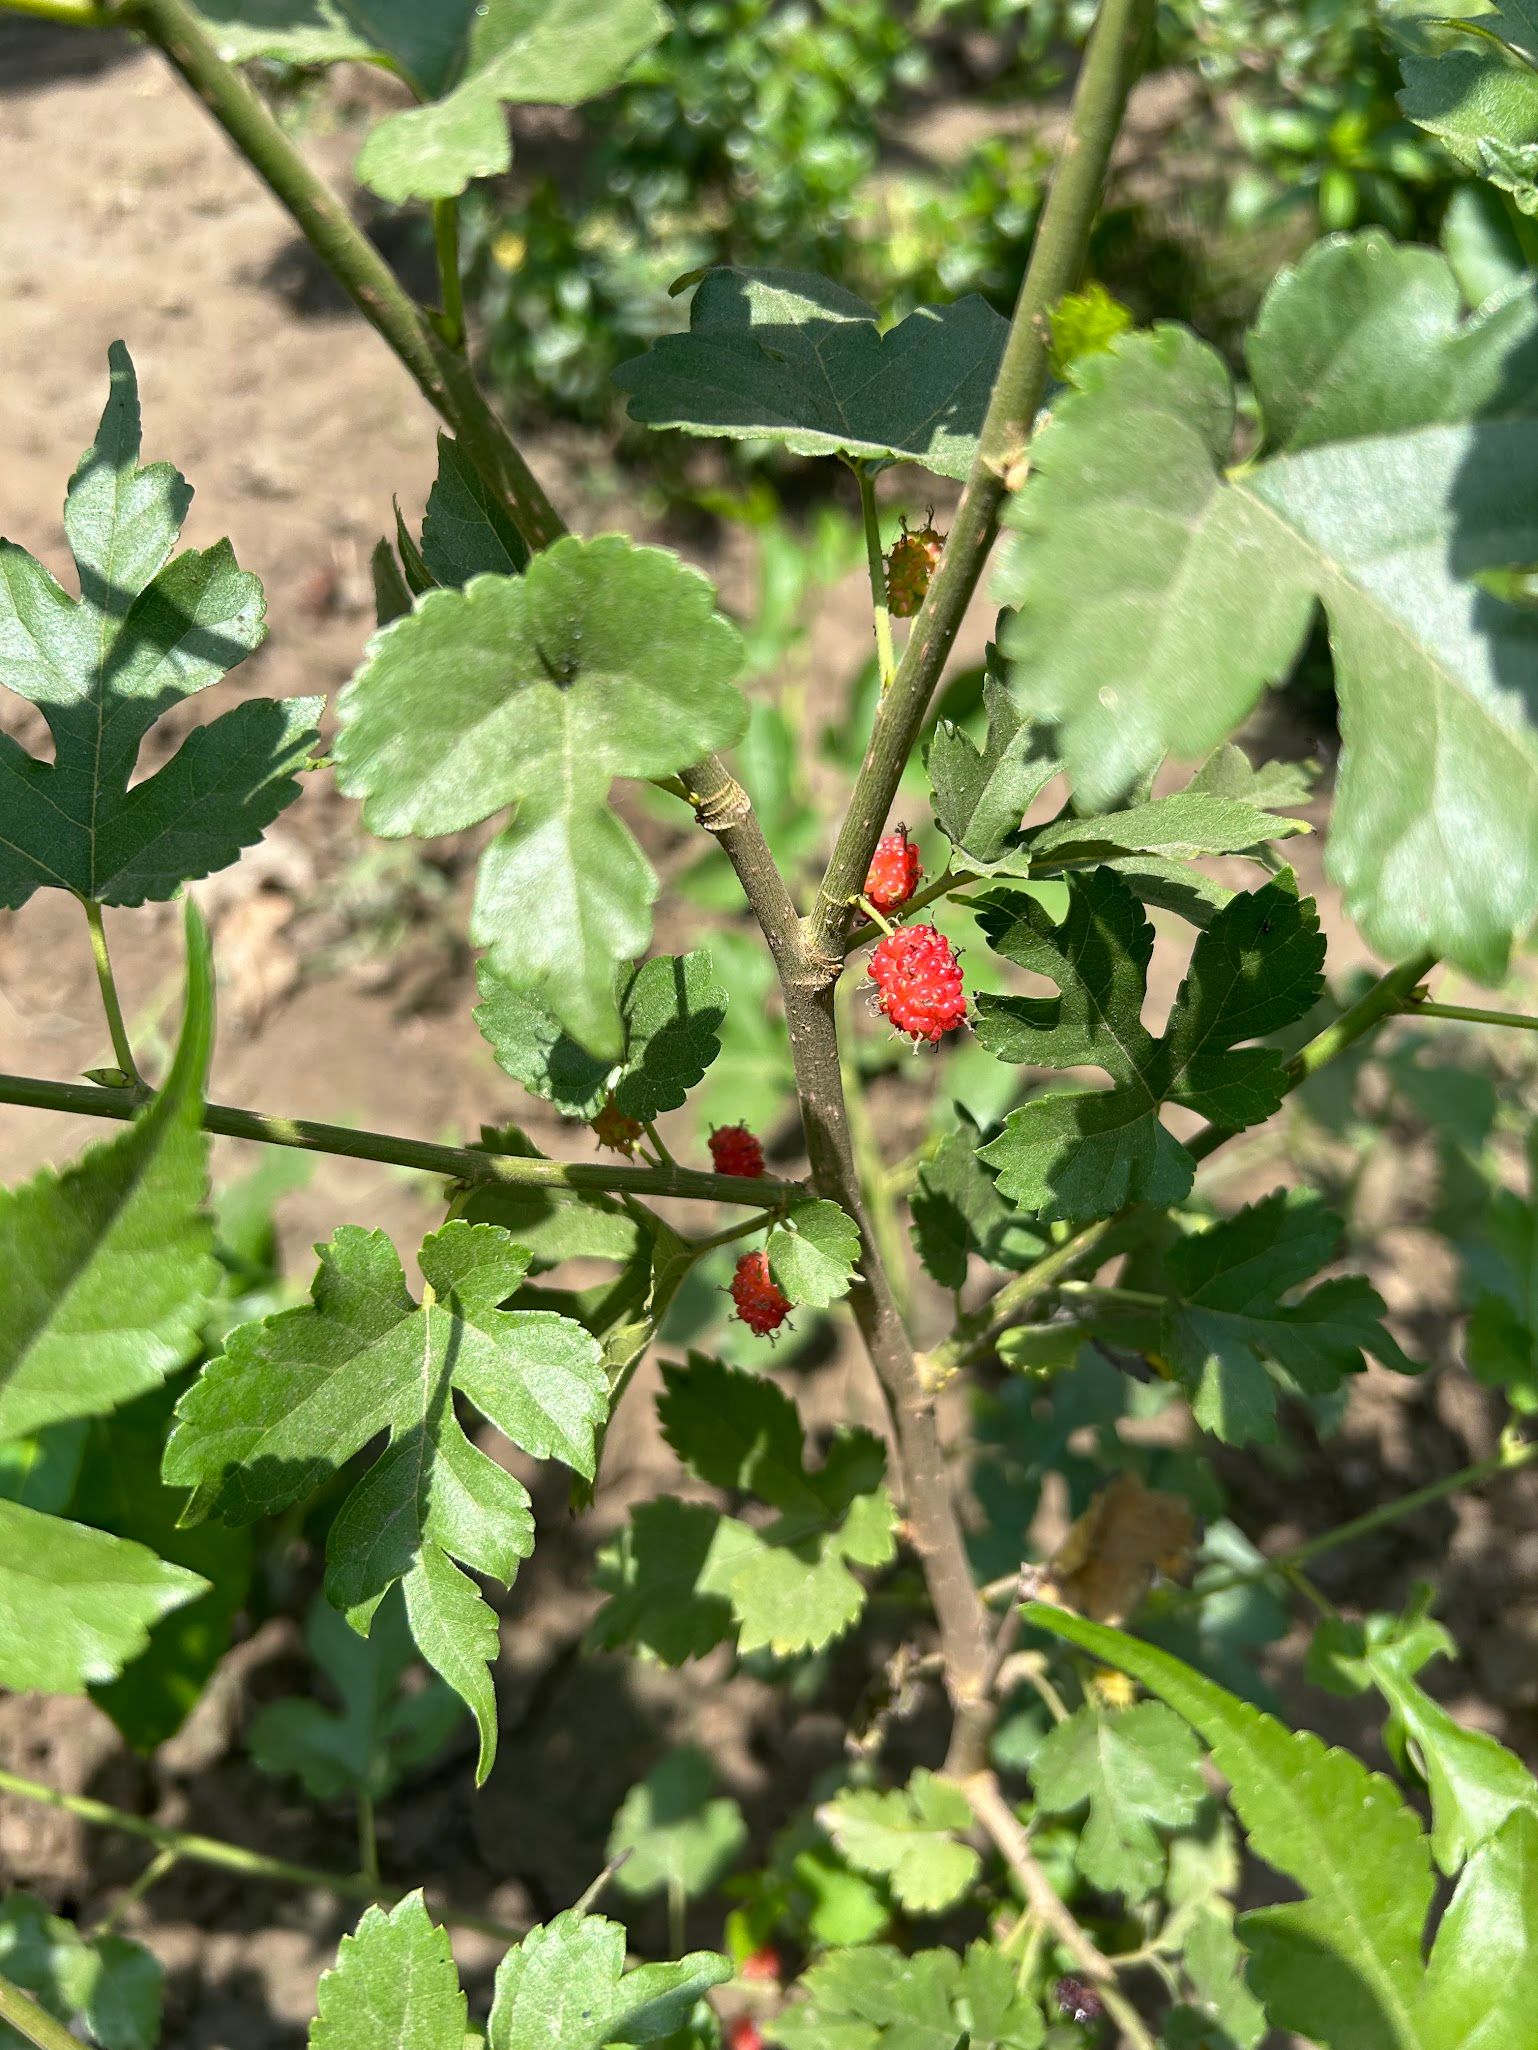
xmin=1043 ymin=1471 xmax=1195 ymax=1625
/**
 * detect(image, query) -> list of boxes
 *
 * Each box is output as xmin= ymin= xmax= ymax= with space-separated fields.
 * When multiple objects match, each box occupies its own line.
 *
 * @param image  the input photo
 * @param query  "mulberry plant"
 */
xmin=0 ymin=3 xmax=1537 ymax=2050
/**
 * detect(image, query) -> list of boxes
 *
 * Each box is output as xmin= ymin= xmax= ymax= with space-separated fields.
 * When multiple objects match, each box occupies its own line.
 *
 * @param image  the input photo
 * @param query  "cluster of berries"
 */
xmin=863 ymin=827 xmax=967 ymax=1045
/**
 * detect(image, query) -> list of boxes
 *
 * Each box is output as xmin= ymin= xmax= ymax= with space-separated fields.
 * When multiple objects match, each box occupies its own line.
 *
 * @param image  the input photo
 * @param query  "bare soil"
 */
xmin=1 ymin=18 xmax=1536 ymax=2049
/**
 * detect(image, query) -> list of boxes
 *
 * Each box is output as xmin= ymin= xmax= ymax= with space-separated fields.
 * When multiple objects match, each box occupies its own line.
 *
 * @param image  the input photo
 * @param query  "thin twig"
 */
xmin=81 ymin=899 xmax=142 ymax=1089
xmin=432 ymin=197 xmax=466 ymax=350
xmin=0 ymin=1974 xmax=83 ymax=2050
xmin=855 ymin=463 xmax=898 ymax=688
xmin=1402 ymin=996 xmax=1538 ymax=1032
xmin=0 ymin=1765 xmax=521 ymax=1944
xmin=0 ymin=1068 xmax=792 ymax=1205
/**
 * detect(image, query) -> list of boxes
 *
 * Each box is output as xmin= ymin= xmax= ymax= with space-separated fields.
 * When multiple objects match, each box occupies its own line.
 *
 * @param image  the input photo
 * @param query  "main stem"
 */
xmin=80 ymin=898 xmax=142 ymax=1087
xmin=805 ymin=0 xmax=1154 ymax=964
xmin=120 ymin=0 xmax=565 ymax=551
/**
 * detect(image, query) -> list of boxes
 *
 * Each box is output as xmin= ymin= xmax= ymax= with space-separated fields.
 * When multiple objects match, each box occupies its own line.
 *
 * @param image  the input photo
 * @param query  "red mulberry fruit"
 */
xmin=868 ymin=923 xmax=967 ymax=1044
xmin=731 ymin=1251 xmax=791 ymax=1336
xmin=864 ymin=825 xmax=923 ymax=915
xmin=885 ymin=514 xmax=945 ymax=618
xmin=709 ymin=1123 xmax=765 ymax=1178
xmin=591 ymin=1094 xmax=644 ymax=1156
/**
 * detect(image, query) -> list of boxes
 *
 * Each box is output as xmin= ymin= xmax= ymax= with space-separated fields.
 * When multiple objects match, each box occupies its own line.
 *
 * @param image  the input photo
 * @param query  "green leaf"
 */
xmin=196 ymin=0 xmax=666 ymax=204
xmin=1418 ymin=1809 xmax=1538 ymax=2050
xmin=309 ymin=1893 xmax=465 ymax=2050
xmin=1026 ymin=790 xmax=1308 ymax=868
xmin=593 ymin=1358 xmax=897 ymax=1660
xmin=1364 ymin=1642 xmax=1538 ymax=1875
xmin=608 ymin=1746 xmax=747 ymax=1900
xmin=996 ymin=239 xmax=1538 ymax=979
xmin=615 ymin=269 xmax=1009 ymax=480
xmin=0 ymin=899 xmax=218 ymax=1439
xmin=0 ymin=1498 xmax=206 ymax=1695
xmin=250 ymin=1590 xmax=462 ymax=1801
xmin=976 ymin=872 xmax=1323 ymax=1221
xmin=0 ymin=1894 xmax=162 ymax=2050
xmin=165 ymin=1220 xmax=606 ymax=1780
xmin=925 ymin=668 xmax=1061 ymax=866
xmin=1027 ymin=1603 xmax=1434 ymax=2050
xmin=0 ymin=343 xmax=317 ymax=909
xmin=74 ymin=1384 xmax=253 ymax=1752
xmin=820 ymin=1771 xmax=981 ymax=1915
xmin=477 ymin=950 xmax=729 ymax=1125
xmin=1397 ymin=7 xmax=1538 ymax=215
xmin=488 ymin=1909 xmax=730 ymax=2050
xmin=1030 ymin=1702 xmax=1206 ymax=1900
xmin=1158 ymin=1191 xmax=1413 ymax=1446
xmin=420 ymin=433 xmax=530 ymax=587
xmin=1177 ymin=1903 xmax=1267 ymax=2049
xmin=770 ymin=1942 xmax=1043 ymax=2050
xmin=911 ymin=1108 xmax=1049 ymax=1289
xmin=336 ymin=538 xmax=745 ymax=1057
xmin=767 ymin=1198 xmax=860 ymax=1308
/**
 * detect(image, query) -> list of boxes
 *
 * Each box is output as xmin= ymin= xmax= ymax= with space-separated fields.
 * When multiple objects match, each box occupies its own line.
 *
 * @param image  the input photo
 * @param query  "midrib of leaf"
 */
xmin=1053 ymin=902 xmax=1159 ymax=1108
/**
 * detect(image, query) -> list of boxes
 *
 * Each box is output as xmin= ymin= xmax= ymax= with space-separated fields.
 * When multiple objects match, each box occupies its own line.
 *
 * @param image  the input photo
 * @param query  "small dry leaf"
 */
xmin=1043 ymin=1471 xmax=1195 ymax=1625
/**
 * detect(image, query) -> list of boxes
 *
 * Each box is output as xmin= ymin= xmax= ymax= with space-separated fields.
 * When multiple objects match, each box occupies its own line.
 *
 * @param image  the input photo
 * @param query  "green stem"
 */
xmin=1402 ymin=997 xmax=1538 ymax=1032
xmin=91 ymin=1845 xmax=180 ymax=1939
xmin=643 ymin=1120 xmax=676 ymax=1167
xmin=0 ymin=0 xmax=110 ymax=22
xmin=357 ymin=1792 xmax=379 ymax=1885
xmin=0 ymin=1765 xmax=521 ymax=1944
xmin=432 ymin=198 xmax=466 ymax=350
xmin=0 ymin=1069 xmax=794 ymax=1207
xmin=1056 ymin=1278 xmax=1166 ymax=1312
xmin=80 ymin=899 xmax=142 ymax=1088
xmin=119 ymin=0 xmax=564 ymax=551
xmin=806 ymin=0 xmax=1154 ymax=964
xmin=1180 ymin=1433 xmax=1537 ymax=1604
xmin=0 ymin=1975 xmax=82 ymax=2050
xmin=855 ymin=464 xmax=898 ymax=689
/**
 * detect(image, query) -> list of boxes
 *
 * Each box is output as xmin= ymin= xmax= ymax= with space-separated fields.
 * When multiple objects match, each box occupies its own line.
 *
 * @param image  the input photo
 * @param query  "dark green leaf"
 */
xmin=910 ymin=1108 xmax=1047 ymax=1289
xmin=0 ymin=344 xmax=317 ymax=909
xmin=977 ymin=872 xmax=1323 ymax=1221
xmin=1397 ymin=7 xmax=1538 ymax=215
xmin=0 ymin=1894 xmax=162 ymax=2050
xmin=926 ymin=669 xmax=1060 ymax=865
xmin=616 ymin=269 xmax=1008 ymax=479
xmin=420 ymin=433 xmax=529 ymax=586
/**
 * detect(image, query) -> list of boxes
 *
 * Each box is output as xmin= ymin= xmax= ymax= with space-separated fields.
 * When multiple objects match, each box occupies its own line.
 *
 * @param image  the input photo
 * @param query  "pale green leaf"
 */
xmin=1160 ymin=1190 xmax=1413 ymax=1446
xmin=0 ymin=343 xmax=316 ymax=908
xmin=336 ymin=538 xmax=745 ymax=1056
xmin=1027 ymin=1603 xmax=1434 ymax=2050
xmin=1030 ymin=1702 xmax=1206 ymax=1900
xmin=0 ymin=1499 xmax=206 ymax=1695
xmin=1365 ymin=1644 xmax=1538 ymax=1874
xmin=488 ymin=1910 xmax=729 ymax=2050
xmin=594 ymin=1360 xmax=897 ymax=1660
xmin=309 ymin=1893 xmax=465 ymax=2050
xmin=608 ymin=1747 xmax=747 ymax=1900
xmin=616 ymin=269 xmax=1008 ymax=480
xmin=1027 ymin=790 xmax=1308 ymax=867
xmin=195 ymin=0 xmax=666 ymax=204
xmin=767 ymin=1198 xmax=860 ymax=1308
xmin=1417 ymin=1809 xmax=1538 ymax=2050
xmin=769 ymin=1942 xmax=1043 ymax=2050
xmin=1397 ymin=7 xmax=1538 ymax=214
xmin=996 ymin=240 xmax=1538 ymax=979
xmin=977 ymin=872 xmax=1323 ymax=1220
xmin=0 ymin=899 xmax=217 ymax=1439
xmin=165 ymin=1221 xmax=604 ymax=1779
xmin=1177 ymin=1903 xmax=1267 ymax=2049
xmin=820 ymin=1771 xmax=981 ymax=1915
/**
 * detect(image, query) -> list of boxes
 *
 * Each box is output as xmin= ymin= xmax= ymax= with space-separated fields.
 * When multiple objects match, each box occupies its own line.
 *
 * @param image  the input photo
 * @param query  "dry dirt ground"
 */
xmin=2 ymin=17 xmax=1537 ymax=2050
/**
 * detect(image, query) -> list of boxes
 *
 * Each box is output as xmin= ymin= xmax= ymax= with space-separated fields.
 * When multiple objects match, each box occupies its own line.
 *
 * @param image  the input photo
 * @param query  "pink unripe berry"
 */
xmin=864 ymin=826 xmax=924 ymax=914
xmin=867 ymin=923 xmax=967 ymax=1043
